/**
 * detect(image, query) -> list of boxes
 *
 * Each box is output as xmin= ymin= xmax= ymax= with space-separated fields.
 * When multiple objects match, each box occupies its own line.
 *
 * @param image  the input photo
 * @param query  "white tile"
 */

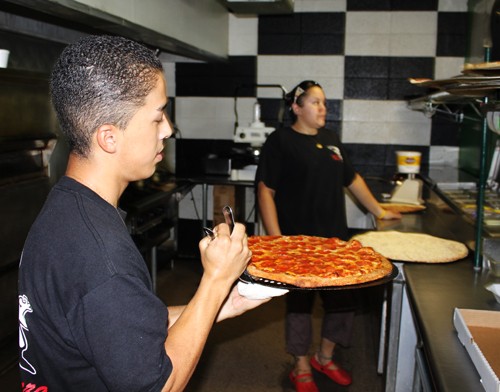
xmin=438 ymin=0 xmax=468 ymax=12
xmin=429 ymin=146 xmax=460 ymax=166
xmin=162 ymin=63 xmax=176 ymax=97
xmin=345 ymin=12 xmax=391 ymax=56
xmin=389 ymin=33 xmax=436 ymax=57
xmin=294 ymin=0 xmax=346 ymax=12
xmin=176 ymin=97 xmax=235 ymax=139
xmin=342 ymin=121 xmax=430 ymax=145
xmin=229 ymin=14 xmax=258 ymax=56
xmin=257 ymin=55 xmax=344 ymax=99
xmin=389 ymin=12 xmax=437 ymax=57
xmin=391 ymin=12 xmax=437 ymax=35
xmin=346 ymin=12 xmax=438 ymax=57
xmin=345 ymin=34 xmax=390 ymax=56
xmin=435 ymin=57 xmax=466 ymax=79
xmin=346 ymin=12 xmax=390 ymax=35
xmin=342 ymin=100 xmax=431 ymax=145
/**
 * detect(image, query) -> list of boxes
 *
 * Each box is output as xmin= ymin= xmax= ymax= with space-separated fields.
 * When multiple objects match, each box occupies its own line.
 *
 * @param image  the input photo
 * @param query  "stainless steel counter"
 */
xmin=404 ymin=259 xmax=500 ymax=391
xmin=371 ymin=184 xmax=499 ymax=391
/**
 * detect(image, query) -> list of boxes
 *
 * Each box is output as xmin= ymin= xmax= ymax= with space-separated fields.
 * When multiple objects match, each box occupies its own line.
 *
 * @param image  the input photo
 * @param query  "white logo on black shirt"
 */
xmin=19 ymin=294 xmax=36 ymax=375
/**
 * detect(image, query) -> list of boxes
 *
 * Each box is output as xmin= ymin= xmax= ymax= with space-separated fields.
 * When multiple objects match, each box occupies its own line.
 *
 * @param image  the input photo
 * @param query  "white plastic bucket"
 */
xmin=396 ymin=151 xmax=421 ymax=174
xmin=0 ymin=49 xmax=9 ymax=68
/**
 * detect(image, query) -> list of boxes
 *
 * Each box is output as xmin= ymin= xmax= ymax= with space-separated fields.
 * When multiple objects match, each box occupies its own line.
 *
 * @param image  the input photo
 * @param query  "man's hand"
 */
xmin=216 ymin=285 xmax=271 ymax=322
xmin=198 ymin=222 xmax=250 ymax=287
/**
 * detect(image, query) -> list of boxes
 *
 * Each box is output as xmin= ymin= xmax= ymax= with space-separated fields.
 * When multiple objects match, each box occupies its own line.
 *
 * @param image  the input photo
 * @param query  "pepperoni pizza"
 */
xmin=246 ymin=235 xmax=394 ymax=288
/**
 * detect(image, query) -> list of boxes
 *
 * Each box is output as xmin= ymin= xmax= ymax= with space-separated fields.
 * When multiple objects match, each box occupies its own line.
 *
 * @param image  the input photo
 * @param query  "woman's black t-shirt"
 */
xmin=256 ymin=127 xmax=356 ymax=240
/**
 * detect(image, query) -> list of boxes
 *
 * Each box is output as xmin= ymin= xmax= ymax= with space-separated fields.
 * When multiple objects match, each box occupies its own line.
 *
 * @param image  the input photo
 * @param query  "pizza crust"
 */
xmin=380 ymin=203 xmax=426 ymax=213
xmin=352 ymin=231 xmax=468 ymax=263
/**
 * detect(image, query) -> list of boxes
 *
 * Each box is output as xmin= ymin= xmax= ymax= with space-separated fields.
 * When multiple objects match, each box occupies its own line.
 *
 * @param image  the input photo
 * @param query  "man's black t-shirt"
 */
xmin=256 ymin=127 xmax=356 ymax=240
xmin=18 ymin=176 xmax=172 ymax=391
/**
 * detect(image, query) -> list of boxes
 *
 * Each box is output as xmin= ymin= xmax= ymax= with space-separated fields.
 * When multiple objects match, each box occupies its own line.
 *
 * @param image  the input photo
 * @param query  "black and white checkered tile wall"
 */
xmin=172 ymin=0 xmax=468 ymax=178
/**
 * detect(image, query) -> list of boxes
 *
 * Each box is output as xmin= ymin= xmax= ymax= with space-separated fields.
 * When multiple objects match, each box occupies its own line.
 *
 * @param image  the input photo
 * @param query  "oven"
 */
xmin=0 ymin=68 xmax=60 ymax=374
xmin=119 ymin=177 xmax=193 ymax=292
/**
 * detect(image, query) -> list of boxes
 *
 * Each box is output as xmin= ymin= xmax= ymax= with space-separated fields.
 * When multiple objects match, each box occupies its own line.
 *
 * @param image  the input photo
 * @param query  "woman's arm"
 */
xmin=257 ymin=181 xmax=282 ymax=235
xmin=347 ymin=173 xmax=401 ymax=220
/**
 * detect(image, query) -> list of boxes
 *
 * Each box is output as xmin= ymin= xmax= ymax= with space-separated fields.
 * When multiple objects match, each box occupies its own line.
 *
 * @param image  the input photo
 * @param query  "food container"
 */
xmin=453 ymin=308 xmax=500 ymax=392
xmin=0 ymin=49 xmax=9 ymax=68
xmin=396 ymin=151 xmax=421 ymax=174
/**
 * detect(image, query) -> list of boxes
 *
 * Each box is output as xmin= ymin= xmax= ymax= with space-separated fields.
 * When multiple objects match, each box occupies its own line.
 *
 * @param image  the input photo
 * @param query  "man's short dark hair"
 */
xmin=50 ymin=35 xmax=163 ymax=156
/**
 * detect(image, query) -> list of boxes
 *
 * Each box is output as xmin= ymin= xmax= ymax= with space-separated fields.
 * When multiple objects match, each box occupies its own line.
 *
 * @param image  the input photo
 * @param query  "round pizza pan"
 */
xmin=239 ymin=263 xmax=398 ymax=291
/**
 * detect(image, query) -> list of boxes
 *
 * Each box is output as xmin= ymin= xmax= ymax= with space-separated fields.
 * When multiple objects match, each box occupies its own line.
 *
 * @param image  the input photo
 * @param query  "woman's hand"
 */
xmin=377 ymin=209 xmax=402 ymax=220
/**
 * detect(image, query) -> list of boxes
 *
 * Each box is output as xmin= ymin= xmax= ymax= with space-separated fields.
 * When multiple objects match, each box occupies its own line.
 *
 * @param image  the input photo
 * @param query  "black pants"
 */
xmin=285 ymin=290 xmax=356 ymax=356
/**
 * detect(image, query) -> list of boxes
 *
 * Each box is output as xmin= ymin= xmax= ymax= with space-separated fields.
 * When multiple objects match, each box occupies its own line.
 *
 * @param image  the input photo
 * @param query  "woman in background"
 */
xmin=256 ymin=80 xmax=401 ymax=392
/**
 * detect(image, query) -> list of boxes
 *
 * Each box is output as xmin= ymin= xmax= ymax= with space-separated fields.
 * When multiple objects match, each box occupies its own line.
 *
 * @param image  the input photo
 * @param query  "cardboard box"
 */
xmin=453 ymin=308 xmax=500 ymax=392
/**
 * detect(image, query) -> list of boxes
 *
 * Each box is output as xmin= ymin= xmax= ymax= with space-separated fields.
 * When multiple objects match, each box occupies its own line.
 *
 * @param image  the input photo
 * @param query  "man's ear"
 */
xmin=95 ymin=124 xmax=118 ymax=153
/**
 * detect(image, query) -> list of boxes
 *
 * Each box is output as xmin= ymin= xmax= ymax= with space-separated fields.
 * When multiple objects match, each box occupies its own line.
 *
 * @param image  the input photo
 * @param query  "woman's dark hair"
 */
xmin=50 ymin=35 xmax=163 ymax=157
xmin=285 ymin=80 xmax=322 ymax=123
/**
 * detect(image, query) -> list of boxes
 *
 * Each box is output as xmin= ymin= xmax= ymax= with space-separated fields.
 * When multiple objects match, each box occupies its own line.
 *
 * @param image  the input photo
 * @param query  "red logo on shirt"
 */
xmin=21 ymin=382 xmax=48 ymax=392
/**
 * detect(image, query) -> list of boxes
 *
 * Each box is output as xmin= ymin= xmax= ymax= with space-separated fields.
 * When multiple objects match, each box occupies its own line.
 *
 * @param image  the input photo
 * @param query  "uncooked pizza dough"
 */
xmin=352 ymin=231 xmax=468 ymax=263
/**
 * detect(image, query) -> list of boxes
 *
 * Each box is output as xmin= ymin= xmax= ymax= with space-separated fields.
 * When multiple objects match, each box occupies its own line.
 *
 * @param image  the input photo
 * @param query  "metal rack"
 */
xmin=407 ymin=54 xmax=500 ymax=269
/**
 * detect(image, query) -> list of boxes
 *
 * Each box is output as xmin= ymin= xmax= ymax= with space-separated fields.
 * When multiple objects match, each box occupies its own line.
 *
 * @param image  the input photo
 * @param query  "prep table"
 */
xmin=370 ymin=178 xmax=500 ymax=391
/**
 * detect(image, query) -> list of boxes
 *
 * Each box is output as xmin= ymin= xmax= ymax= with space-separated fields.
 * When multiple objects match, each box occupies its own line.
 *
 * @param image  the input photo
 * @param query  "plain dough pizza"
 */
xmin=246 ymin=235 xmax=394 ymax=288
xmin=352 ymin=231 xmax=468 ymax=263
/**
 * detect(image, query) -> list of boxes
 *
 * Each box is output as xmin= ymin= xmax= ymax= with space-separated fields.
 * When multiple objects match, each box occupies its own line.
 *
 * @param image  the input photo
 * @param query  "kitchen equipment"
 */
xmin=389 ymin=151 xmax=424 ymax=205
xmin=239 ymin=264 xmax=398 ymax=290
xmin=222 ymin=205 xmax=235 ymax=234
xmin=0 ymin=49 xmax=9 ymax=68
xmin=203 ymin=227 xmax=215 ymax=240
xmin=231 ymin=84 xmax=286 ymax=180
xmin=396 ymin=151 xmax=421 ymax=174
xmin=389 ymin=174 xmax=425 ymax=205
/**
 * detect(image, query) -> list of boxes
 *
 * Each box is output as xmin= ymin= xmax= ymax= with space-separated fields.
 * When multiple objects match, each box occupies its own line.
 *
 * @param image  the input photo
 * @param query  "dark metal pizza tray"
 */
xmin=239 ymin=262 xmax=398 ymax=291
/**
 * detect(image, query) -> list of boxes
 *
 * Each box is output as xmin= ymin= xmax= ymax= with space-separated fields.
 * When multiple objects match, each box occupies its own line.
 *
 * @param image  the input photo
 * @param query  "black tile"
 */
xmin=257 ymin=98 xmax=287 ymax=128
xmin=389 ymin=0 xmax=438 ymax=11
xmin=301 ymin=33 xmax=344 ymax=54
xmin=176 ymin=57 xmax=256 ymax=97
xmin=301 ymin=13 xmax=345 ymax=34
xmin=431 ymin=115 xmax=461 ymax=146
xmin=389 ymin=57 xmax=434 ymax=78
xmin=326 ymin=99 xmax=343 ymax=122
xmin=347 ymin=0 xmax=391 ymax=11
xmin=258 ymin=34 xmax=301 ymax=54
xmin=344 ymin=78 xmax=389 ymax=100
xmin=259 ymin=13 xmax=345 ymax=55
xmin=259 ymin=14 xmax=301 ymax=34
xmin=343 ymin=144 xmax=389 ymax=177
xmin=345 ymin=56 xmax=389 ymax=78
xmin=437 ymin=12 xmax=468 ymax=57
xmin=388 ymin=79 xmax=426 ymax=100
xmin=325 ymin=120 xmax=343 ymax=136
xmin=491 ymin=2 xmax=500 ymax=61
xmin=347 ymin=0 xmax=437 ymax=11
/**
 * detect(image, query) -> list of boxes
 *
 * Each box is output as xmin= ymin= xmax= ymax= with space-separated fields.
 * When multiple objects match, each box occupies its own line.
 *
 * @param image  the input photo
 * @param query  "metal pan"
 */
xmin=239 ymin=263 xmax=398 ymax=291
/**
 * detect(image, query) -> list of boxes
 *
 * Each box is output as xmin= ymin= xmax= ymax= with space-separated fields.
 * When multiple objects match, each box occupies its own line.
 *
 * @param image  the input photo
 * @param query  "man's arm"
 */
xmin=161 ymin=223 xmax=266 ymax=391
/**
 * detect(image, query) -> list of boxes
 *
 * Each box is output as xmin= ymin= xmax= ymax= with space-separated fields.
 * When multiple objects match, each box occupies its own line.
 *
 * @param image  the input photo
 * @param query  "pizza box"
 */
xmin=453 ymin=308 xmax=500 ymax=392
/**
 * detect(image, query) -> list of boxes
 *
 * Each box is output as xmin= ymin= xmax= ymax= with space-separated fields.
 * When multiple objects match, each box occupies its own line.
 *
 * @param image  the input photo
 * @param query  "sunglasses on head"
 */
xmin=293 ymin=81 xmax=321 ymax=104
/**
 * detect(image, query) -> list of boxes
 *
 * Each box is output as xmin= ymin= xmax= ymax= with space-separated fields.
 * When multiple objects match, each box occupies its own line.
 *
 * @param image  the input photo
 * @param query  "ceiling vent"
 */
xmin=223 ymin=0 xmax=294 ymax=14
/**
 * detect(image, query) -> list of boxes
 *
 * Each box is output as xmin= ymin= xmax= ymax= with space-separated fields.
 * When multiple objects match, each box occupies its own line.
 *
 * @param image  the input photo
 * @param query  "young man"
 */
xmin=18 ymin=35 xmax=267 ymax=392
